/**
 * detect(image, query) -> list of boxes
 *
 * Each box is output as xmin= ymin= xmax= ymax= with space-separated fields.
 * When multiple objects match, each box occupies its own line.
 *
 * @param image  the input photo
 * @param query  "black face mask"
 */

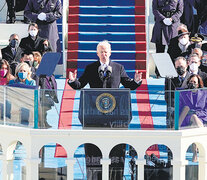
xmin=188 ymin=82 xmax=197 ymax=89
xmin=44 ymin=44 xmax=49 ymax=51
xmin=9 ymin=39 xmax=19 ymax=48
xmin=176 ymin=66 xmax=185 ymax=76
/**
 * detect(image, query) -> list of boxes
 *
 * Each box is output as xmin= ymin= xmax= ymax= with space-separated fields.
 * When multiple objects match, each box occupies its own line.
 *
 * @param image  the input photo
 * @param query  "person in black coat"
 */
xmin=24 ymin=0 xmax=62 ymax=52
xmin=180 ymin=0 xmax=200 ymax=35
xmin=1 ymin=34 xmax=22 ymax=75
xmin=165 ymin=56 xmax=191 ymax=128
xmin=68 ymin=41 xmax=142 ymax=90
xmin=19 ymin=23 xmax=51 ymax=55
xmin=6 ymin=0 xmax=29 ymax=24
xmin=167 ymin=30 xmax=191 ymax=64
xmin=68 ymin=40 xmax=142 ymax=180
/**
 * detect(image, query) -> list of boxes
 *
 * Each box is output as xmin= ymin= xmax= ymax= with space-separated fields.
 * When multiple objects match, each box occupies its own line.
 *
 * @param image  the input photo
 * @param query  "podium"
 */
xmin=79 ymin=88 xmax=132 ymax=128
xmin=79 ymin=89 xmax=132 ymax=179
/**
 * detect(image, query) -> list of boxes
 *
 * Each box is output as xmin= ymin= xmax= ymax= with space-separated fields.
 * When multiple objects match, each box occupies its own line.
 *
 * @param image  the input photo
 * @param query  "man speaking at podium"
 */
xmin=68 ymin=40 xmax=142 ymax=89
xmin=68 ymin=40 xmax=142 ymax=179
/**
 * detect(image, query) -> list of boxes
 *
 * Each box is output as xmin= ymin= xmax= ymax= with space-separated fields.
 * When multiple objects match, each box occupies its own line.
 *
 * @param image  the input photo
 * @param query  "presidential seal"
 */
xmin=96 ymin=93 xmax=116 ymax=113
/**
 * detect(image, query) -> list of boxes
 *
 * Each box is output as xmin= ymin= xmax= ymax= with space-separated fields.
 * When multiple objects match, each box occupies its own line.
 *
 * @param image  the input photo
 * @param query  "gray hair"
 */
xmin=9 ymin=33 xmax=19 ymax=40
xmin=97 ymin=40 xmax=111 ymax=51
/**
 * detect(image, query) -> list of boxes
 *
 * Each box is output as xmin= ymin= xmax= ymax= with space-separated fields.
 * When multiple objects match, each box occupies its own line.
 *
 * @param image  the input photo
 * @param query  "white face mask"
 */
xmin=29 ymin=30 xmax=38 ymax=37
xmin=179 ymin=38 xmax=188 ymax=46
xmin=190 ymin=63 xmax=198 ymax=73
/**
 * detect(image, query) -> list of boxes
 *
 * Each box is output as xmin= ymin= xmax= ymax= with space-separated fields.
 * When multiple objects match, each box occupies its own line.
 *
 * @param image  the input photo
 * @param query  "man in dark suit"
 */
xmin=68 ymin=41 xmax=142 ymax=89
xmin=188 ymin=53 xmax=207 ymax=86
xmin=165 ymin=56 xmax=191 ymax=128
xmin=68 ymin=40 xmax=142 ymax=180
xmin=1 ymin=34 xmax=22 ymax=75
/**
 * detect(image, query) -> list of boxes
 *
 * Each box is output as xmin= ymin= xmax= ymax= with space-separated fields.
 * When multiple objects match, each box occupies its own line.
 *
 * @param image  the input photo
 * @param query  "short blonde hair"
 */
xmin=96 ymin=40 xmax=111 ymax=52
xmin=15 ymin=62 xmax=32 ymax=80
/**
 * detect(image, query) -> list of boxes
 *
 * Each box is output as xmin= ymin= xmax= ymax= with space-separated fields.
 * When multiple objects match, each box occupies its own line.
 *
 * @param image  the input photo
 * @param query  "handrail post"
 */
xmin=34 ymin=89 xmax=39 ymax=129
xmin=3 ymin=86 xmax=6 ymax=125
xmin=174 ymin=90 xmax=180 ymax=130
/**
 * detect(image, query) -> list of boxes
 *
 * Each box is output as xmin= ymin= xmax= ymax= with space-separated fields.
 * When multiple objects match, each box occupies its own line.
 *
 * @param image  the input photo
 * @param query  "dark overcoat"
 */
xmin=180 ymin=0 xmax=200 ymax=34
xmin=1 ymin=45 xmax=22 ymax=64
xmin=151 ymin=0 xmax=184 ymax=45
xmin=68 ymin=61 xmax=142 ymax=90
xmin=19 ymin=35 xmax=45 ymax=54
xmin=24 ymin=0 xmax=62 ymax=52
xmin=167 ymin=36 xmax=191 ymax=62
xmin=1 ymin=45 xmax=22 ymax=75
xmin=165 ymin=71 xmax=191 ymax=107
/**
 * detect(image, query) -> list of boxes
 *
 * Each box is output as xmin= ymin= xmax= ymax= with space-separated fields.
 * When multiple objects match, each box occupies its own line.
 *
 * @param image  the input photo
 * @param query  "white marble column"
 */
xmin=25 ymin=158 xmax=40 ymax=180
xmin=65 ymin=158 xmax=76 ymax=180
xmin=0 ymin=155 xmax=8 ymax=180
xmin=171 ymin=160 xmax=188 ymax=180
xmin=0 ymin=155 xmax=14 ymax=180
xmin=100 ymin=158 xmax=111 ymax=180
xmin=136 ymin=159 xmax=146 ymax=180
xmin=199 ymin=157 xmax=207 ymax=180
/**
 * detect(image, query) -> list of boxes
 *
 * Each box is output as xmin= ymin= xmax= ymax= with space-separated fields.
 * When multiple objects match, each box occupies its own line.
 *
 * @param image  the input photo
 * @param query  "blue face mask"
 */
xmin=18 ymin=72 xmax=28 ymax=80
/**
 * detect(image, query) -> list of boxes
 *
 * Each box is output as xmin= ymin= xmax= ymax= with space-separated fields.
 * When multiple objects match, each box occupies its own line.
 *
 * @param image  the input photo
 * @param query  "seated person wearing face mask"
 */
xmin=167 ymin=30 xmax=191 ymax=64
xmin=20 ymin=51 xmax=36 ymax=79
xmin=179 ymin=74 xmax=206 ymax=163
xmin=19 ymin=23 xmax=51 ymax=55
xmin=41 ymin=39 xmax=52 ymax=55
xmin=179 ymin=74 xmax=206 ymax=128
xmin=1 ymin=34 xmax=22 ymax=75
xmin=9 ymin=62 xmax=36 ymax=86
xmin=188 ymin=53 xmax=207 ymax=86
xmin=165 ymin=56 xmax=191 ymax=128
xmin=191 ymin=48 xmax=207 ymax=73
xmin=0 ymin=60 xmax=15 ymax=85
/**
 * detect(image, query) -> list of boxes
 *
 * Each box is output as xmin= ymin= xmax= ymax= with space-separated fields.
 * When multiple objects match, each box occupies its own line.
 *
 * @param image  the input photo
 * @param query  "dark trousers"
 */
xmin=6 ymin=0 xmax=15 ymax=19
xmin=155 ymin=44 xmax=165 ymax=77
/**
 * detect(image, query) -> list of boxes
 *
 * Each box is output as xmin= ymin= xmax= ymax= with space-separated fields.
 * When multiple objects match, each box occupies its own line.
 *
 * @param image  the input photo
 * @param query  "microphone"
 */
xmin=98 ymin=65 xmax=105 ymax=81
xmin=105 ymin=66 xmax=112 ymax=79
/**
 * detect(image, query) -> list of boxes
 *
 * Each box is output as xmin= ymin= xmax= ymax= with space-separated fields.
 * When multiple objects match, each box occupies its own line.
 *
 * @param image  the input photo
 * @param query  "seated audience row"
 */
xmin=165 ymin=53 xmax=207 ymax=128
xmin=0 ymin=23 xmax=52 ymax=75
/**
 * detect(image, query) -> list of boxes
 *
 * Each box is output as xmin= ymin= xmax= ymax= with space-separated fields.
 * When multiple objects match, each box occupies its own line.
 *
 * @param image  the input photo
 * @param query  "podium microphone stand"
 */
xmin=151 ymin=53 xmax=178 ymax=127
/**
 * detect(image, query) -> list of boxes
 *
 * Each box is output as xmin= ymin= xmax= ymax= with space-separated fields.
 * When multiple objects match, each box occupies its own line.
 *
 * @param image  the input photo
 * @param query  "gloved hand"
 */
xmin=37 ymin=12 xmax=46 ymax=21
xmin=163 ymin=18 xmax=172 ymax=26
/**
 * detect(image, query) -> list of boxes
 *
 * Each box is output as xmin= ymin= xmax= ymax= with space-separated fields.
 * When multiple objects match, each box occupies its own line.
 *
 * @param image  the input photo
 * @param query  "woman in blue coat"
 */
xmin=24 ymin=0 xmax=62 ymax=52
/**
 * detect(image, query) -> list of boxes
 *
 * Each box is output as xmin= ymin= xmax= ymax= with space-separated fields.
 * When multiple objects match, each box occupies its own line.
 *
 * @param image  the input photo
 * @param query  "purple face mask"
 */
xmin=0 ymin=69 xmax=8 ymax=77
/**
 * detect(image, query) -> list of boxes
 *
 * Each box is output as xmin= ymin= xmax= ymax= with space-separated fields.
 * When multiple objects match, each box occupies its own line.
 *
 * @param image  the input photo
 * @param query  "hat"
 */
xmin=190 ymin=33 xmax=204 ymax=43
xmin=177 ymin=30 xmax=191 ymax=38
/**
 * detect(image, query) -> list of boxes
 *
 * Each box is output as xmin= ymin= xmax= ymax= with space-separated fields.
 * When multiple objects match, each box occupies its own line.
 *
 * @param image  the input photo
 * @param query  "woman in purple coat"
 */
xmin=179 ymin=74 xmax=207 ymax=128
xmin=24 ymin=0 xmax=62 ymax=52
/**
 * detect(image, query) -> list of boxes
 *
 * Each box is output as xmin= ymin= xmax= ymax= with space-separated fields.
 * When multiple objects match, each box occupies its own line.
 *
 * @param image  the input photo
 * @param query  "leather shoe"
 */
xmin=6 ymin=17 xmax=15 ymax=24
